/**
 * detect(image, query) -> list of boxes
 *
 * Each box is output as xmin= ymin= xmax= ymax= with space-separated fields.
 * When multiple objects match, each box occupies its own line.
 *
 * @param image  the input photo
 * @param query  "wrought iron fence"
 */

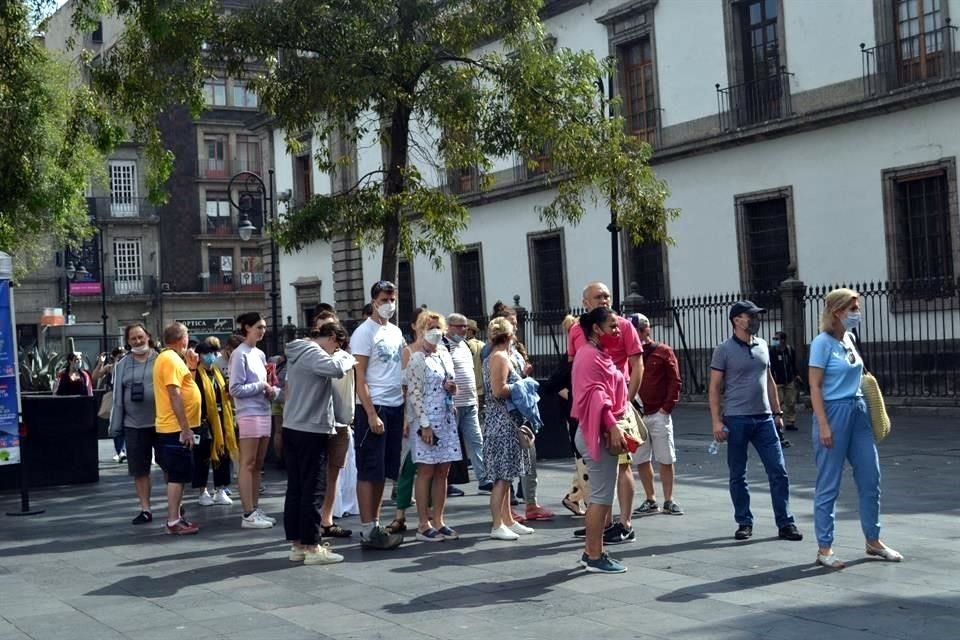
xmin=804 ymin=278 xmax=960 ymax=399
xmin=260 ymin=278 xmax=960 ymax=400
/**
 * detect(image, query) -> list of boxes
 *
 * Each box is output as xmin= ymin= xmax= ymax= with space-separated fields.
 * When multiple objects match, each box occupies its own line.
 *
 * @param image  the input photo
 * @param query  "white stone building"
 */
xmin=269 ymin=0 xmax=960 ymax=371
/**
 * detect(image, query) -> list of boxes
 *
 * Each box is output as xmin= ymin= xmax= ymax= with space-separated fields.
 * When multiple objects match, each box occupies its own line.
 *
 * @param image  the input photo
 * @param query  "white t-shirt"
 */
xmin=350 ymin=318 xmax=405 ymax=407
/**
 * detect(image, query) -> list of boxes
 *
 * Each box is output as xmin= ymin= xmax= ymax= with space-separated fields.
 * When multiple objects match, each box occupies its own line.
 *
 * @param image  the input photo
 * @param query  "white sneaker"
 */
xmin=289 ymin=544 xmax=305 ymax=562
xmin=490 ymin=525 xmax=520 ymax=541
xmin=254 ymin=508 xmax=276 ymax=525
xmin=241 ymin=512 xmax=274 ymax=529
xmin=198 ymin=490 xmax=214 ymax=507
xmin=509 ymin=522 xmax=535 ymax=536
xmin=212 ymin=489 xmax=233 ymax=505
xmin=304 ymin=544 xmax=344 ymax=565
xmin=112 ymin=454 xmax=120 ymax=463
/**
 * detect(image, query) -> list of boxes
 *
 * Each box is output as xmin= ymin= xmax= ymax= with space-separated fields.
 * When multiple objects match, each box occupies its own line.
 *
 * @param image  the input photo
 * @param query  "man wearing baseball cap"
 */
xmin=708 ymin=301 xmax=802 ymax=542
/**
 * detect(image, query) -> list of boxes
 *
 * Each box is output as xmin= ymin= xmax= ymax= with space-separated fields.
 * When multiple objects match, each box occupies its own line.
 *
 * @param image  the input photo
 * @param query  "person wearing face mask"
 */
xmin=808 ymin=289 xmax=901 ymax=568
xmin=445 ymin=313 xmax=489 ymax=494
xmin=351 ymin=280 xmax=406 ymax=549
xmin=405 ymin=311 xmax=462 ymax=541
xmin=110 ymin=323 xmax=159 ymax=524
xmin=769 ymin=330 xmax=799 ymax=447
xmin=282 ymin=322 xmax=357 ymax=565
xmin=709 ymin=301 xmax=802 ymax=543
xmin=191 ymin=342 xmax=238 ymax=508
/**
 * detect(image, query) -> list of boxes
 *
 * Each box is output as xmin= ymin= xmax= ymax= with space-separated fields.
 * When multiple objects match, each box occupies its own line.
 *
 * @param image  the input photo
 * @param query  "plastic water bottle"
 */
xmin=708 ymin=427 xmax=730 ymax=455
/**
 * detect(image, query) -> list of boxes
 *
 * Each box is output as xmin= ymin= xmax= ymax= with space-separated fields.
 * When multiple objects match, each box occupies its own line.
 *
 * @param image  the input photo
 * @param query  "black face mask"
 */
xmin=746 ymin=317 xmax=761 ymax=335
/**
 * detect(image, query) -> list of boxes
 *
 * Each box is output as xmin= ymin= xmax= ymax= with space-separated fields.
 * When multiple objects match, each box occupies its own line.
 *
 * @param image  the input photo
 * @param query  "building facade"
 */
xmin=270 ymin=0 xmax=960 ymax=344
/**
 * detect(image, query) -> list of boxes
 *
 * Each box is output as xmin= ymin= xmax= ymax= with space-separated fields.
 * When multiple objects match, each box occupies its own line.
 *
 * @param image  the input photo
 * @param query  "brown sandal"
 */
xmin=385 ymin=519 xmax=407 ymax=534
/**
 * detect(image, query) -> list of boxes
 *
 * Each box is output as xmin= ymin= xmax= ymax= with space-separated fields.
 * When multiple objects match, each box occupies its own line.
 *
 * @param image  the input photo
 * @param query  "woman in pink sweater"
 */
xmin=571 ymin=307 xmax=630 ymax=574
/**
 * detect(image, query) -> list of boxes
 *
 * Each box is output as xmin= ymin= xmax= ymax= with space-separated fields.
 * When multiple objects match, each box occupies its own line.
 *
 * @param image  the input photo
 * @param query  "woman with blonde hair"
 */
xmin=405 ymin=310 xmax=462 ymax=541
xmin=483 ymin=316 xmax=534 ymax=540
xmin=808 ymin=288 xmax=901 ymax=569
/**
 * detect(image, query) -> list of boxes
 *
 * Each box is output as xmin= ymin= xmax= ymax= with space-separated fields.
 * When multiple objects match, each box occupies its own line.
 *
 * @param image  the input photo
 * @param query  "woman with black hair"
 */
xmin=229 ymin=312 xmax=281 ymax=530
xmin=571 ymin=307 xmax=630 ymax=574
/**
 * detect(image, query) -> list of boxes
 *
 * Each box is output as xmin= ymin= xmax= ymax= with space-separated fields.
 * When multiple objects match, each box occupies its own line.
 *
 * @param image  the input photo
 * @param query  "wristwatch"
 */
xmin=773 ymin=411 xmax=784 ymax=417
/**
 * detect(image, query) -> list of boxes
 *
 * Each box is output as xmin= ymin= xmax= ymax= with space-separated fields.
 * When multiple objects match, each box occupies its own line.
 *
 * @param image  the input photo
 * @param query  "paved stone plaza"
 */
xmin=0 ymin=406 xmax=957 ymax=640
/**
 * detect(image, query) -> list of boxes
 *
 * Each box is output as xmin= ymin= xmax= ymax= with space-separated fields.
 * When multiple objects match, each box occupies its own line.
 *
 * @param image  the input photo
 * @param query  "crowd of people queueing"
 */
xmin=84 ymin=278 xmax=901 ymax=573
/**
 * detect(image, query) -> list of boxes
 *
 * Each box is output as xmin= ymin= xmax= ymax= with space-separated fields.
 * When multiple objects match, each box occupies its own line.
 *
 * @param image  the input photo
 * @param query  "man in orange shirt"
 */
xmin=153 ymin=322 xmax=203 ymax=535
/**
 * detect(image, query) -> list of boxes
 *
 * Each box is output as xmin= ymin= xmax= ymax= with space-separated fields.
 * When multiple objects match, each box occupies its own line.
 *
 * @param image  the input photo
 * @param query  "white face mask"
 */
xmin=424 ymin=329 xmax=444 ymax=346
xmin=377 ymin=301 xmax=396 ymax=320
xmin=130 ymin=344 xmax=150 ymax=355
xmin=449 ymin=334 xmax=465 ymax=344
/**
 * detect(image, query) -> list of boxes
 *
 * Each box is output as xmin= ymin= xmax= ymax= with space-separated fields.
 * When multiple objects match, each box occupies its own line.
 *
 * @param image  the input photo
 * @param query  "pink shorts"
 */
xmin=237 ymin=415 xmax=272 ymax=439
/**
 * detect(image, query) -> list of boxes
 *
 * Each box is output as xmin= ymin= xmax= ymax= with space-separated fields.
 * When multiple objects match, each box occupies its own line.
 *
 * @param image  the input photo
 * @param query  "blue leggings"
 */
xmin=812 ymin=397 xmax=881 ymax=547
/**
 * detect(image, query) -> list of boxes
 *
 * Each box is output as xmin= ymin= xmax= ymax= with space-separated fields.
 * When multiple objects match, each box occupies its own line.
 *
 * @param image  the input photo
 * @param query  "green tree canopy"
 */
xmin=81 ymin=0 xmax=677 ymax=282
xmin=0 ymin=1 xmax=120 ymax=276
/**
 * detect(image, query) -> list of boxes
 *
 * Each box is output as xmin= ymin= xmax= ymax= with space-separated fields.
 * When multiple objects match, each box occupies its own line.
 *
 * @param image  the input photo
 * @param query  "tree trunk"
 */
xmin=380 ymin=103 xmax=412 ymax=284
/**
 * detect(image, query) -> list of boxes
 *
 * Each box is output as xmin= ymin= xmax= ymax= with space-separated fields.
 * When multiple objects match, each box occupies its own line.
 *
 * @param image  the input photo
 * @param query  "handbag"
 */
xmin=97 ymin=389 xmax=113 ymax=420
xmin=845 ymin=334 xmax=891 ymax=443
xmin=517 ymin=424 xmax=536 ymax=449
xmin=861 ymin=371 xmax=891 ymax=443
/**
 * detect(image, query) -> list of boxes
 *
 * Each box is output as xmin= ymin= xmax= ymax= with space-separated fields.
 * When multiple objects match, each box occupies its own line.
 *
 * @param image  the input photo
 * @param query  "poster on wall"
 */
xmin=0 ymin=281 xmax=21 ymax=465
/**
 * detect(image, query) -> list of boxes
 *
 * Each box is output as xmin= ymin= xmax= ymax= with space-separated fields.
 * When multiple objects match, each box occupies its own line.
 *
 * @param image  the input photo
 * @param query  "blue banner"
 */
xmin=0 ymin=280 xmax=21 ymax=465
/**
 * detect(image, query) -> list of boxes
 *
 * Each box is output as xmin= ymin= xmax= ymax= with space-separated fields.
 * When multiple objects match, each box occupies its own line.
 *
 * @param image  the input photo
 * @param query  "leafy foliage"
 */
xmin=81 ymin=0 xmax=677 ymax=281
xmin=0 ymin=1 xmax=121 ymax=277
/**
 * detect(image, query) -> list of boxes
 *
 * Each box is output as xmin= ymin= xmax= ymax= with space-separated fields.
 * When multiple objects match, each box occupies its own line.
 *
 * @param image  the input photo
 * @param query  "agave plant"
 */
xmin=18 ymin=345 xmax=65 ymax=392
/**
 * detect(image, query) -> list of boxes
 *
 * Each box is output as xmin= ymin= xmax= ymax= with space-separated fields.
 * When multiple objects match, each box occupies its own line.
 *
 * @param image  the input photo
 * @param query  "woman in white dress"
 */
xmin=405 ymin=311 xmax=462 ymax=542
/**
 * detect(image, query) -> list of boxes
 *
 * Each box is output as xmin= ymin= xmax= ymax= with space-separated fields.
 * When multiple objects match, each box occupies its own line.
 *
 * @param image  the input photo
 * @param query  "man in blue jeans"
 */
xmin=446 ymin=313 xmax=491 ymax=494
xmin=708 ymin=300 xmax=803 ymax=542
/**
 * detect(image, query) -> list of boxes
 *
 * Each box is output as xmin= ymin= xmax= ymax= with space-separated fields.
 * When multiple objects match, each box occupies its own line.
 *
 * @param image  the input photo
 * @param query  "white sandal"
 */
xmin=866 ymin=543 xmax=903 ymax=562
xmin=816 ymin=552 xmax=845 ymax=569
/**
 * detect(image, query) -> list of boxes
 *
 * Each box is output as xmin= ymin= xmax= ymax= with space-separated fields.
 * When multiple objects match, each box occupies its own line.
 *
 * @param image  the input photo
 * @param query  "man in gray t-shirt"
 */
xmin=708 ymin=301 xmax=801 ymax=543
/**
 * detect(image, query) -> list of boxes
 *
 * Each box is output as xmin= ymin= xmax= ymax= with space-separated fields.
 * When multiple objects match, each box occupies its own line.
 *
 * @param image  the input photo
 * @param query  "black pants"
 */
xmin=283 ymin=428 xmax=329 ymax=546
xmin=191 ymin=435 xmax=232 ymax=489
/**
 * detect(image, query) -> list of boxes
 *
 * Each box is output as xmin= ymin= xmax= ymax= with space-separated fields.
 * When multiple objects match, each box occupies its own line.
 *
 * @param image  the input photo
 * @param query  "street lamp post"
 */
xmin=595 ymin=69 xmax=621 ymax=311
xmin=229 ymin=169 xmax=280 ymax=355
xmin=98 ymin=226 xmax=109 ymax=353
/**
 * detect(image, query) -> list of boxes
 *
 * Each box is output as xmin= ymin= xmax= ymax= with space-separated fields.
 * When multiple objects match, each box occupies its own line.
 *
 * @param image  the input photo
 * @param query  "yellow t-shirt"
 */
xmin=153 ymin=349 xmax=202 ymax=434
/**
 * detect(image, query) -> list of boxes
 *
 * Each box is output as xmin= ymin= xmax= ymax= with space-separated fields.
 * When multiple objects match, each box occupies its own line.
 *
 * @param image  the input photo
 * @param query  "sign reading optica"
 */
xmin=0 ymin=280 xmax=21 ymax=465
xmin=176 ymin=318 xmax=236 ymax=334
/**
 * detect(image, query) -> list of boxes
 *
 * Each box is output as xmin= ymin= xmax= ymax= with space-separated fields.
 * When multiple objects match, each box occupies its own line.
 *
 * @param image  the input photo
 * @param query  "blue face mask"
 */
xmin=201 ymin=354 xmax=216 ymax=366
xmin=771 ymin=338 xmax=780 ymax=348
xmin=842 ymin=312 xmax=861 ymax=331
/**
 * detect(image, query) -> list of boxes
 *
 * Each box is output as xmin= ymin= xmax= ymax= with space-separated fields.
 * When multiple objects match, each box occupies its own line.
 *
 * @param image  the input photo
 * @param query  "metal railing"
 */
xmin=716 ymin=67 xmax=793 ymax=130
xmin=87 ymin=197 xmax=157 ymax=220
xmin=861 ymin=22 xmax=959 ymax=96
xmin=804 ymin=278 xmax=960 ymax=398
xmin=444 ymin=166 xmax=482 ymax=195
xmin=202 ymin=272 xmax=266 ymax=294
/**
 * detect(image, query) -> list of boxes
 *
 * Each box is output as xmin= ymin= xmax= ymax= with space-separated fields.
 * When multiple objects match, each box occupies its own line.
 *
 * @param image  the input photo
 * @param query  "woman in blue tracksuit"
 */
xmin=808 ymin=288 xmax=902 ymax=569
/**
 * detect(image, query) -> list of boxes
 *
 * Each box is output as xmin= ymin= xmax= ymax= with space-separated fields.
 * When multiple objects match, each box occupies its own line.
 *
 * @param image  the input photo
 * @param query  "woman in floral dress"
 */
xmin=406 ymin=311 xmax=462 ymax=542
xmin=482 ymin=317 xmax=533 ymax=541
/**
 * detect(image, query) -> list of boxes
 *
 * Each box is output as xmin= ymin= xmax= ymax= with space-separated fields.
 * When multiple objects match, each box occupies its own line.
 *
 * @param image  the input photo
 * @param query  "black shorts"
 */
xmin=354 ymin=404 xmax=404 ymax=483
xmin=124 ymin=427 xmax=156 ymax=477
xmin=155 ymin=430 xmax=198 ymax=484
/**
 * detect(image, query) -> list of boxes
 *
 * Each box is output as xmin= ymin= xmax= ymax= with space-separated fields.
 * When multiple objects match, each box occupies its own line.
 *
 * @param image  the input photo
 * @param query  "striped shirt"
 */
xmin=448 ymin=340 xmax=478 ymax=408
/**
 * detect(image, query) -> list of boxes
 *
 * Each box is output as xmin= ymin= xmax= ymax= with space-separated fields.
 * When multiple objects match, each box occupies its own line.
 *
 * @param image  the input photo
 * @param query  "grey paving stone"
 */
xmin=0 ymin=407 xmax=955 ymax=640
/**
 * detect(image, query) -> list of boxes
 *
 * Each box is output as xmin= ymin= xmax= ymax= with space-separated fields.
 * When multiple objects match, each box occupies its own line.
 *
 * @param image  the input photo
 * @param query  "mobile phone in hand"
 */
xmin=623 ymin=432 xmax=641 ymax=454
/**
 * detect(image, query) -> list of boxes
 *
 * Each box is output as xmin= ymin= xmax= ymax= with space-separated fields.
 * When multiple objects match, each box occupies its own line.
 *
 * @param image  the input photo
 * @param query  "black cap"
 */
xmin=729 ymin=300 xmax=766 ymax=320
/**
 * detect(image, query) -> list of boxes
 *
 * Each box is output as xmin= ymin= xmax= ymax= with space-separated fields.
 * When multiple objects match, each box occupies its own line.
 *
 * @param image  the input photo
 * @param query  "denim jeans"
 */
xmin=812 ymin=397 xmax=881 ymax=547
xmin=456 ymin=404 xmax=486 ymax=485
xmin=724 ymin=414 xmax=795 ymax=528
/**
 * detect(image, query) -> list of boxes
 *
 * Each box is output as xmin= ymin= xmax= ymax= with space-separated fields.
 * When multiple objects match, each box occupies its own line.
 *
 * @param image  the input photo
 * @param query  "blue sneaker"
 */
xmin=578 ymin=552 xmax=588 ymax=568
xmin=584 ymin=553 xmax=627 ymax=574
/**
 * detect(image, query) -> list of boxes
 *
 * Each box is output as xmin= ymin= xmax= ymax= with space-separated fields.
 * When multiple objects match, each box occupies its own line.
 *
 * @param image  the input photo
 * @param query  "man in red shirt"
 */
xmin=568 ymin=282 xmax=644 ymax=544
xmin=630 ymin=314 xmax=684 ymax=517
